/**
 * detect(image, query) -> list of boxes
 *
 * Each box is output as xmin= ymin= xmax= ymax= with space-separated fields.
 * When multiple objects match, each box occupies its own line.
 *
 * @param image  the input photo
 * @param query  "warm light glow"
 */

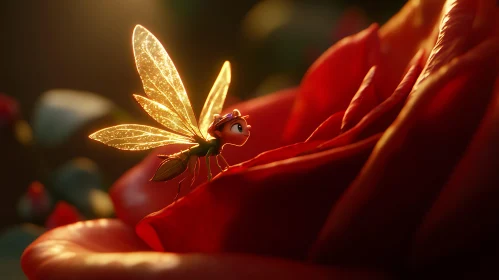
xmin=83 ymin=252 xmax=181 ymax=270
xmin=89 ymin=189 xmax=114 ymax=217
xmin=97 ymin=219 xmax=109 ymax=227
xmin=14 ymin=120 xmax=33 ymax=145
xmin=47 ymin=244 xmax=65 ymax=255
xmin=88 ymin=25 xmax=232 ymax=151
xmin=242 ymin=0 xmax=293 ymax=41
xmin=68 ymin=221 xmax=84 ymax=230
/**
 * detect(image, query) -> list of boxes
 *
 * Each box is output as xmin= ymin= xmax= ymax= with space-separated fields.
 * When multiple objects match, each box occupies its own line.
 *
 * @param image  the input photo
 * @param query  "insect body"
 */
xmin=151 ymin=109 xmax=250 ymax=183
xmin=89 ymin=25 xmax=251 ymax=196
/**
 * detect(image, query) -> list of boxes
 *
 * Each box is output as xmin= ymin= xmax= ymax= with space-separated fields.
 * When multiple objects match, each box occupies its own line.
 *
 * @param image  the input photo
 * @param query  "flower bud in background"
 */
xmin=17 ymin=181 xmax=53 ymax=225
xmin=0 ymin=93 xmax=19 ymax=127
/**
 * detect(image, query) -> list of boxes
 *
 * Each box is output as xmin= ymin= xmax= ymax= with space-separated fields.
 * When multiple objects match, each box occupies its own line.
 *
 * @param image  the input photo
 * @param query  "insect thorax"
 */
xmin=189 ymin=138 xmax=220 ymax=157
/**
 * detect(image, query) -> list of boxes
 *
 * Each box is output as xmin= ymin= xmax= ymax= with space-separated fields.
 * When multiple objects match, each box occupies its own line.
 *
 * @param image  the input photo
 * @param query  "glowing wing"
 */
xmin=133 ymin=94 xmax=195 ymax=140
xmin=198 ymin=61 xmax=231 ymax=138
xmin=89 ymin=124 xmax=195 ymax=151
xmin=132 ymin=25 xmax=202 ymax=139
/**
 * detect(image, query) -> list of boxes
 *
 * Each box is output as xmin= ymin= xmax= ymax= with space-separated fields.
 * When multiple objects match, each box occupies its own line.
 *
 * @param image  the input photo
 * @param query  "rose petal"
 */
xmin=235 ymin=140 xmax=324 ymax=169
xmin=377 ymin=0 xmax=445 ymax=98
xmin=310 ymin=39 xmax=499 ymax=266
xmin=410 ymin=77 xmax=499 ymax=268
xmin=136 ymin=134 xmax=381 ymax=259
xmin=341 ymin=66 xmax=380 ymax=132
xmin=306 ymin=110 xmax=345 ymax=142
xmin=415 ymin=0 xmax=499 ymax=88
xmin=111 ymin=89 xmax=297 ymax=226
xmin=312 ymin=51 xmax=423 ymax=152
xmin=21 ymin=219 xmax=389 ymax=280
xmin=416 ymin=0 xmax=480 ymax=87
xmin=332 ymin=7 xmax=369 ymax=41
xmin=472 ymin=0 xmax=499 ymax=41
xmin=284 ymin=24 xmax=380 ymax=142
xmin=380 ymin=0 xmax=445 ymax=50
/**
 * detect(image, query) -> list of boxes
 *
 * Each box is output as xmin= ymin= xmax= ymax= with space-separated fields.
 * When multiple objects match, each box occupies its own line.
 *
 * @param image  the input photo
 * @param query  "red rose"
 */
xmin=22 ymin=0 xmax=499 ymax=278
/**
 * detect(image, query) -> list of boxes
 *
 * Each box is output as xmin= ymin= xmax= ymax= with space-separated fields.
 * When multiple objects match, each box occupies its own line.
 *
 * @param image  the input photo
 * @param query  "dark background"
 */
xmin=0 ymin=0 xmax=405 ymax=230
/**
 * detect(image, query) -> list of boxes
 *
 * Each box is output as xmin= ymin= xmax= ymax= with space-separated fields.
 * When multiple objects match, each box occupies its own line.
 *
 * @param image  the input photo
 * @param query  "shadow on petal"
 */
xmin=136 ymin=135 xmax=381 ymax=260
xmin=410 ymin=76 xmax=499 ymax=269
xmin=284 ymin=24 xmax=380 ymax=142
xmin=310 ymin=39 xmax=499 ymax=266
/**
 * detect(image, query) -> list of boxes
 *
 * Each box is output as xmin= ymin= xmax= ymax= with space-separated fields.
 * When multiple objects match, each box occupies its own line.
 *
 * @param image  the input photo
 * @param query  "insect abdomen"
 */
xmin=151 ymin=151 xmax=190 ymax=182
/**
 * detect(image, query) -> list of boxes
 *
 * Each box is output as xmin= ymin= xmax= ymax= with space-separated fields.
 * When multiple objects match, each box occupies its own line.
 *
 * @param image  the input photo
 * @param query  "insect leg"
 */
xmin=219 ymin=154 xmax=230 ymax=169
xmin=189 ymin=157 xmax=199 ymax=190
xmin=215 ymin=155 xmax=224 ymax=172
xmin=174 ymin=176 xmax=187 ymax=202
xmin=205 ymin=156 xmax=212 ymax=182
xmin=205 ymin=147 xmax=215 ymax=181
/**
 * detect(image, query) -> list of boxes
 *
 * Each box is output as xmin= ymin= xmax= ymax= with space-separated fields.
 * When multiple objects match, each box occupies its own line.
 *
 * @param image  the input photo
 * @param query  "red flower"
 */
xmin=22 ymin=0 xmax=499 ymax=278
xmin=45 ymin=202 xmax=82 ymax=230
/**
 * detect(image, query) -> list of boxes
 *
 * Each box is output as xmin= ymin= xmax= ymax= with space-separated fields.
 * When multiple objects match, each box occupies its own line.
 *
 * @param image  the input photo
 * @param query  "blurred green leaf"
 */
xmin=0 ymin=224 xmax=45 ymax=280
xmin=32 ymin=89 xmax=114 ymax=147
xmin=0 ymin=259 xmax=28 ymax=280
xmin=48 ymin=158 xmax=114 ymax=218
xmin=17 ymin=181 xmax=53 ymax=224
xmin=50 ymin=157 xmax=104 ymax=190
xmin=239 ymin=0 xmax=344 ymax=98
xmin=0 ymin=224 xmax=44 ymax=258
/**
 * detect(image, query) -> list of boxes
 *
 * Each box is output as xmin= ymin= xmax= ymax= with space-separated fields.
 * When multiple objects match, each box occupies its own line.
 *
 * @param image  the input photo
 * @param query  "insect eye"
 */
xmin=231 ymin=123 xmax=243 ymax=133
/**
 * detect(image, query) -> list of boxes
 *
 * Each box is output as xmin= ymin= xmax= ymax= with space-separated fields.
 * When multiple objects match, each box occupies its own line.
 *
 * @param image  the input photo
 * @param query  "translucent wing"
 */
xmin=132 ymin=25 xmax=202 ymax=139
xmin=198 ymin=61 xmax=231 ymax=138
xmin=133 ymin=94 xmax=196 ymax=140
xmin=89 ymin=124 xmax=195 ymax=151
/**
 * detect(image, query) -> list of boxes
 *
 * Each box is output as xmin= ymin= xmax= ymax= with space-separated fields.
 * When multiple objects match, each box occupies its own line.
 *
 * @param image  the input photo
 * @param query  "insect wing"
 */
xmin=198 ymin=61 xmax=231 ymax=139
xmin=132 ymin=25 xmax=202 ymax=139
xmin=134 ymin=94 xmax=196 ymax=139
xmin=89 ymin=124 xmax=195 ymax=151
